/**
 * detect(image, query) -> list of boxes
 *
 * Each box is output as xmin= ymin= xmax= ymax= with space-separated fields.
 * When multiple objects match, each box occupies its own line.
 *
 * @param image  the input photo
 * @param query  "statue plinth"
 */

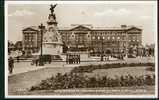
xmin=42 ymin=4 xmax=63 ymax=55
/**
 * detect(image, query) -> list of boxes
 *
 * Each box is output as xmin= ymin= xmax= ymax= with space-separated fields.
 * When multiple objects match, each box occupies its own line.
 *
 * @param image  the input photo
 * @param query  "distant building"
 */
xmin=22 ymin=26 xmax=42 ymax=56
xmin=59 ymin=24 xmax=142 ymax=56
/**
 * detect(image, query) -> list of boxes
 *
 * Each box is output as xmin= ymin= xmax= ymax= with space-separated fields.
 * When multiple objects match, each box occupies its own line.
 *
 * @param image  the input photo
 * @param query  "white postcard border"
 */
xmin=5 ymin=0 xmax=158 ymax=98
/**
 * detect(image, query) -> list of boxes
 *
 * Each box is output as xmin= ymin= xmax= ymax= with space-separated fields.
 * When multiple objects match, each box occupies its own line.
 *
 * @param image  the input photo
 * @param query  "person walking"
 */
xmin=9 ymin=57 xmax=14 ymax=74
xmin=78 ymin=54 xmax=81 ymax=64
xmin=72 ymin=54 xmax=74 ymax=64
xmin=17 ymin=56 xmax=19 ymax=62
xmin=68 ymin=54 xmax=70 ymax=64
xmin=35 ymin=56 xmax=39 ymax=66
xmin=71 ymin=54 xmax=73 ymax=64
xmin=69 ymin=54 xmax=72 ymax=64
xmin=75 ymin=54 xmax=78 ymax=64
xmin=73 ymin=54 xmax=76 ymax=64
xmin=76 ymin=54 xmax=79 ymax=64
xmin=66 ymin=54 xmax=68 ymax=64
xmin=75 ymin=54 xmax=77 ymax=64
xmin=78 ymin=54 xmax=80 ymax=64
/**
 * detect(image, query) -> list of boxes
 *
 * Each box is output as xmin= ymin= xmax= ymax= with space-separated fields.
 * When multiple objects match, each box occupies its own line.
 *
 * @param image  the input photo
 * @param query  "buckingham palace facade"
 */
xmin=22 ymin=24 xmax=142 ymax=56
xmin=59 ymin=24 xmax=142 ymax=56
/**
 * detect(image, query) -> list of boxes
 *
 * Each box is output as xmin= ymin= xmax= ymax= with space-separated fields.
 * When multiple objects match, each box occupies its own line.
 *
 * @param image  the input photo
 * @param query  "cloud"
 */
xmin=139 ymin=15 xmax=151 ymax=20
xmin=117 ymin=8 xmax=131 ymax=15
xmin=94 ymin=8 xmax=131 ymax=17
xmin=8 ymin=9 xmax=35 ymax=17
xmin=81 ymin=10 xmax=86 ymax=15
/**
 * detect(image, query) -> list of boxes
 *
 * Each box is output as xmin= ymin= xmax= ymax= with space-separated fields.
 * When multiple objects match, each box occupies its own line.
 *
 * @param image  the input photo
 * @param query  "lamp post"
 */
xmin=76 ymin=37 xmax=78 ymax=52
xmin=38 ymin=23 xmax=45 ymax=66
xmin=91 ymin=36 xmax=95 ymax=55
xmin=136 ymin=40 xmax=139 ymax=57
xmin=98 ymin=36 xmax=105 ymax=61
xmin=117 ymin=37 xmax=120 ymax=57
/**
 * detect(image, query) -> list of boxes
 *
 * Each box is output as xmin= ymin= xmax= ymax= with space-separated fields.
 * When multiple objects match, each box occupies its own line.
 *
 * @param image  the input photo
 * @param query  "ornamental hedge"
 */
xmin=71 ymin=63 xmax=155 ymax=73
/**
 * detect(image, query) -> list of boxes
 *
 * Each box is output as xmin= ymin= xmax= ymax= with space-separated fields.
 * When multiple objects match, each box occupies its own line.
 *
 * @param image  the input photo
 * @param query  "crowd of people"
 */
xmin=66 ymin=54 xmax=80 ymax=64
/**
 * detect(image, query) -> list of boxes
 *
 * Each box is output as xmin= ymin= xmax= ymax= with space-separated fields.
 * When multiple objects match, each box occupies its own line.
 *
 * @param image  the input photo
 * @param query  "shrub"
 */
xmin=30 ymin=72 xmax=155 ymax=91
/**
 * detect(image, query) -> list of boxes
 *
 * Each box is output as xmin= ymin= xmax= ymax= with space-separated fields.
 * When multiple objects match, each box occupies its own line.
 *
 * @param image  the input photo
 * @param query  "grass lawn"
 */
xmin=8 ymin=67 xmax=73 ymax=95
xmin=85 ymin=66 xmax=155 ymax=78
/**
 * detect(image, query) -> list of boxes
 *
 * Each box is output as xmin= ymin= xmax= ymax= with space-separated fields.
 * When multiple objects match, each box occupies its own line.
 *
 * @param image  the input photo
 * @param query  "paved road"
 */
xmin=8 ymin=57 xmax=154 ymax=76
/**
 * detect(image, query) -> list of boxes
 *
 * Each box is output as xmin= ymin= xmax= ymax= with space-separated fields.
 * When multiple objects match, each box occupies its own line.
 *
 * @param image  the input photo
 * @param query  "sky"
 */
xmin=7 ymin=2 xmax=157 ymax=45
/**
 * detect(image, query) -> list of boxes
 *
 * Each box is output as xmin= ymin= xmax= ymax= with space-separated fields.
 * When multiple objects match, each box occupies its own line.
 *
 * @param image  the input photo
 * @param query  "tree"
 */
xmin=14 ymin=41 xmax=23 ymax=51
xmin=8 ymin=40 xmax=15 ymax=54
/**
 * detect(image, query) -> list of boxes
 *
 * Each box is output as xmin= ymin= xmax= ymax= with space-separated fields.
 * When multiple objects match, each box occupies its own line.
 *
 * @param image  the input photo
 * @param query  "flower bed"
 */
xmin=30 ymin=72 xmax=155 ymax=91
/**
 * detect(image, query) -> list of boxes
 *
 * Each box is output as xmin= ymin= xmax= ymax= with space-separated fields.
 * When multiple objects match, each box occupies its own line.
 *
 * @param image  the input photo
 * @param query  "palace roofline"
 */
xmin=22 ymin=26 xmax=40 ymax=31
xmin=22 ymin=24 xmax=142 ymax=32
xmin=58 ymin=24 xmax=142 ymax=31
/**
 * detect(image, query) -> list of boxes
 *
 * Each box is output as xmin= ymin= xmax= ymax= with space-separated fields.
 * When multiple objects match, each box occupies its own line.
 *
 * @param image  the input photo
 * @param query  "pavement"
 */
xmin=8 ymin=56 xmax=155 ymax=76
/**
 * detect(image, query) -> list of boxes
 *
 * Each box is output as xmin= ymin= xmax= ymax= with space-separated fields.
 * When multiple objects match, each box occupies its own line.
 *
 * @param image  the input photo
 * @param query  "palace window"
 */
xmin=24 ymin=36 xmax=27 ymax=40
xmin=54 ymin=44 xmax=56 ymax=48
xmin=78 ymin=34 xmax=85 ymax=44
xmin=112 ymin=37 xmax=115 ymax=40
xmin=92 ymin=36 xmax=95 ymax=40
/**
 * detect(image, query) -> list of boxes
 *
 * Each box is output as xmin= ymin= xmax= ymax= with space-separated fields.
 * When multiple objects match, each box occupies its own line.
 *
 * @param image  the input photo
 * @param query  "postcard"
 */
xmin=5 ymin=0 xmax=158 ymax=98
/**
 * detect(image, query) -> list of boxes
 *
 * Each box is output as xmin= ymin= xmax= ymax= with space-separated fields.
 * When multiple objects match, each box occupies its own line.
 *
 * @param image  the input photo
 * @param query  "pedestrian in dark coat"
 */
xmin=76 ymin=54 xmax=78 ymax=64
xmin=75 ymin=54 xmax=77 ymax=64
xmin=17 ymin=56 xmax=19 ymax=62
xmin=71 ymin=55 xmax=73 ymax=64
xmin=69 ymin=55 xmax=72 ymax=64
xmin=35 ymin=59 xmax=38 ymax=66
xmin=72 ymin=54 xmax=74 ymax=64
xmin=73 ymin=54 xmax=76 ymax=64
xmin=9 ymin=57 xmax=14 ymax=74
xmin=66 ymin=54 xmax=68 ymax=64
xmin=78 ymin=54 xmax=81 ymax=64
xmin=68 ymin=54 xmax=70 ymax=64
